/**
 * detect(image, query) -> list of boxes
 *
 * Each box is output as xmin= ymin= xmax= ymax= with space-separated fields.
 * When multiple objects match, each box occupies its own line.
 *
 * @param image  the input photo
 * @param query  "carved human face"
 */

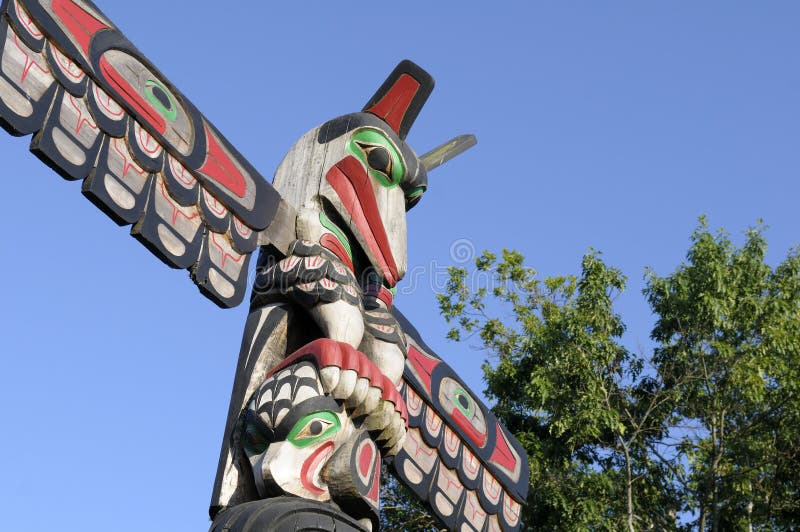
xmin=243 ymin=361 xmax=355 ymax=501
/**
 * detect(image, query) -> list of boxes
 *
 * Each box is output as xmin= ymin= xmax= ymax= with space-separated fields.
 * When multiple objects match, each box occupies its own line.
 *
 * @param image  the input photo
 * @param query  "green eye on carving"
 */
xmin=287 ymin=410 xmax=341 ymax=448
xmin=144 ymin=79 xmax=177 ymax=121
xmin=348 ymin=128 xmax=405 ymax=188
xmin=453 ymin=386 xmax=475 ymax=418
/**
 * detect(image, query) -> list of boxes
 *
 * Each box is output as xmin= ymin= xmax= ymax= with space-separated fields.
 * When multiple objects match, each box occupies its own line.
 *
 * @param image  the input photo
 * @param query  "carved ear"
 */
xmin=322 ymin=430 xmax=381 ymax=530
xmin=363 ymin=60 xmax=434 ymax=139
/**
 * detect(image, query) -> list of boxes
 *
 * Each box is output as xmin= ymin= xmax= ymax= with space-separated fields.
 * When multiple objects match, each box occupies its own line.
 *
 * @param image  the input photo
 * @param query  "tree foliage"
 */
xmin=381 ymin=220 xmax=800 ymax=531
xmin=645 ymin=219 xmax=800 ymax=530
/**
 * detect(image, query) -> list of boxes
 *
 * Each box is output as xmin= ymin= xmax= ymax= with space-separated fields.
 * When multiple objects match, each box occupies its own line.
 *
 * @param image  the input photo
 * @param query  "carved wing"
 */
xmin=392 ymin=309 xmax=529 ymax=532
xmin=0 ymin=0 xmax=287 ymax=307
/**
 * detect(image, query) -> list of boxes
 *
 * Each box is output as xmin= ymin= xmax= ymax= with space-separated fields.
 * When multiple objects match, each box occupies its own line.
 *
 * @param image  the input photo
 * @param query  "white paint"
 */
xmin=0 ymin=76 xmax=31 ymax=116
xmin=156 ymin=223 xmax=186 ymax=257
xmin=208 ymin=267 xmax=235 ymax=298
xmin=103 ymin=172 xmax=135 ymax=209
xmin=51 ymin=128 xmax=85 ymax=166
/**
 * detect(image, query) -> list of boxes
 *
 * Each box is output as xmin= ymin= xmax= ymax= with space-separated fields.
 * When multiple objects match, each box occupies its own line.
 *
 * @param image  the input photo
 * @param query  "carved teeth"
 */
xmin=378 ymin=413 xmax=406 ymax=450
xmin=319 ymin=366 xmax=340 ymax=393
xmin=365 ymin=400 xmax=394 ymax=432
xmin=346 ymin=377 xmax=370 ymax=409
xmin=353 ymin=387 xmax=382 ymax=418
xmin=387 ymin=432 xmax=407 ymax=457
xmin=332 ymin=368 xmax=357 ymax=400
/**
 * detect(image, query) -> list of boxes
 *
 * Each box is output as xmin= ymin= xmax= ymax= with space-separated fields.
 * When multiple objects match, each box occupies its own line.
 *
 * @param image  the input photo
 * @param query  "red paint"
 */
xmin=405 ymin=387 xmax=423 ymax=416
xmin=503 ymin=496 xmax=521 ymax=525
xmin=438 ymin=467 xmax=464 ymax=499
xmin=209 ymin=232 xmax=243 ymax=269
xmin=341 ymin=342 xmax=360 ymax=374
xmin=233 ymin=218 xmax=251 ymax=238
xmin=482 ymin=472 xmax=502 ymax=503
xmin=15 ymin=1 xmax=43 ymax=39
xmin=365 ymin=456 xmax=381 ymax=504
xmin=325 ymin=156 xmax=399 ymax=286
xmin=451 ymin=408 xmax=488 ymax=448
xmin=376 ymin=285 xmax=394 ymax=308
xmin=488 ymin=421 xmax=519 ymax=479
xmin=158 ymin=180 xmax=199 ymax=225
xmin=357 ymin=439 xmax=375 ymax=478
xmin=92 ymin=84 xmax=124 ymax=118
xmin=300 ymin=441 xmax=334 ymax=496
xmin=444 ymin=426 xmax=459 ymax=455
xmin=320 ymin=233 xmax=354 ymax=273
xmin=463 ymin=493 xmax=487 ymax=525
xmin=51 ymin=0 xmax=108 ymax=56
xmin=425 ymin=408 xmax=442 ymax=436
xmin=462 ymin=448 xmax=480 ymax=478
xmin=197 ymin=124 xmax=247 ymax=198
xmin=365 ymin=73 xmax=420 ymax=135
xmin=406 ymin=345 xmax=439 ymax=395
xmin=11 ymin=33 xmax=49 ymax=83
xmin=203 ymin=189 xmax=228 ymax=217
xmin=112 ymin=138 xmax=145 ymax=179
xmin=169 ymin=156 xmax=196 ymax=187
xmin=268 ymin=339 xmax=408 ymax=425
xmin=51 ymin=44 xmax=84 ymax=82
xmin=66 ymin=93 xmax=97 ymax=134
xmin=99 ymin=55 xmax=166 ymax=134
xmin=135 ymin=123 xmax=161 ymax=155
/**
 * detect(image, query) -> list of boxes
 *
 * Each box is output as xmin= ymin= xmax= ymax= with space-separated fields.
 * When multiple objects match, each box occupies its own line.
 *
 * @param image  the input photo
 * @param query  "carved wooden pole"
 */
xmin=0 ymin=1 xmax=529 ymax=530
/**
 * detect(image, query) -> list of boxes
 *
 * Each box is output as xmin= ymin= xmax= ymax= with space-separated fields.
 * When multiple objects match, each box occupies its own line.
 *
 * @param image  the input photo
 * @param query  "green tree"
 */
xmin=438 ymin=249 xmax=681 ymax=531
xmin=645 ymin=219 xmax=800 ymax=530
xmin=379 ymin=220 xmax=800 ymax=531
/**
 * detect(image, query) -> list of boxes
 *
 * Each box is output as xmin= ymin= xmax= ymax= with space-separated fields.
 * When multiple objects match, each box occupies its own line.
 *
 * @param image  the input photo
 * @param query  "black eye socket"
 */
xmin=457 ymin=393 xmax=470 ymax=410
xmin=308 ymin=420 xmax=323 ymax=436
xmin=150 ymin=85 xmax=171 ymax=110
xmin=367 ymin=145 xmax=391 ymax=174
xmin=356 ymin=140 xmax=393 ymax=179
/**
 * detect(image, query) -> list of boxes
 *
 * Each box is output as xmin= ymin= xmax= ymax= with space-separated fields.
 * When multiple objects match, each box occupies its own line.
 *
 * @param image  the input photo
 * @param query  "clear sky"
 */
xmin=1 ymin=2 xmax=798 ymax=530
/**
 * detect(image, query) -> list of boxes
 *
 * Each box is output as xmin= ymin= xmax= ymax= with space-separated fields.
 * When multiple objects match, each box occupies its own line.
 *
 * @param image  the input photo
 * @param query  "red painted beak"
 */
xmin=325 ymin=156 xmax=399 ymax=286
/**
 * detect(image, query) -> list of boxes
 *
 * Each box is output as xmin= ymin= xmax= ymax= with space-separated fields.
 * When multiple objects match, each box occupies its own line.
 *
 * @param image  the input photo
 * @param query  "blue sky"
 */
xmin=1 ymin=2 xmax=798 ymax=530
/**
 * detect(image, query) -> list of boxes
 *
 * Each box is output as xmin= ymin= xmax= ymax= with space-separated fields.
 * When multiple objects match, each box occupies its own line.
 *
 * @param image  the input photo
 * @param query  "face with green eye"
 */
xmin=286 ymin=410 xmax=342 ymax=448
xmin=347 ymin=128 xmax=406 ymax=188
xmin=439 ymin=376 xmax=489 ymax=448
xmin=243 ymin=362 xmax=355 ymax=502
xmin=98 ymin=49 xmax=195 ymax=156
xmin=255 ymin=406 xmax=352 ymax=501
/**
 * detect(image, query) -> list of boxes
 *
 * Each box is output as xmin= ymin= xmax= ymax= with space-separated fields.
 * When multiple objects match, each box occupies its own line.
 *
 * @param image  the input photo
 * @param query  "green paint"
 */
xmin=144 ymin=79 xmax=177 ymax=121
xmin=405 ymin=186 xmax=425 ymax=200
xmin=287 ymin=410 xmax=341 ymax=448
xmin=348 ymin=128 xmax=405 ymax=188
xmin=319 ymin=212 xmax=353 ymax=261
xmin=453 ymin=386 xmax=475 ymax=419
xmin=389 ymin=287 xmax=397 ymax=297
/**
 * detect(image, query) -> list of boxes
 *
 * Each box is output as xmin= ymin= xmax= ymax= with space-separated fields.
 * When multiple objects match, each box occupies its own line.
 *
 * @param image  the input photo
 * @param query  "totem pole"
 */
xmin=0 ymin=1 xmax=529 ymax=530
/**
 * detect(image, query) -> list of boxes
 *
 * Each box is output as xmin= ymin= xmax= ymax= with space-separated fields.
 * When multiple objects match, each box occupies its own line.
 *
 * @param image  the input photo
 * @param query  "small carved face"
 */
xmin=243 ymin=361 xmax=355 ymax=501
